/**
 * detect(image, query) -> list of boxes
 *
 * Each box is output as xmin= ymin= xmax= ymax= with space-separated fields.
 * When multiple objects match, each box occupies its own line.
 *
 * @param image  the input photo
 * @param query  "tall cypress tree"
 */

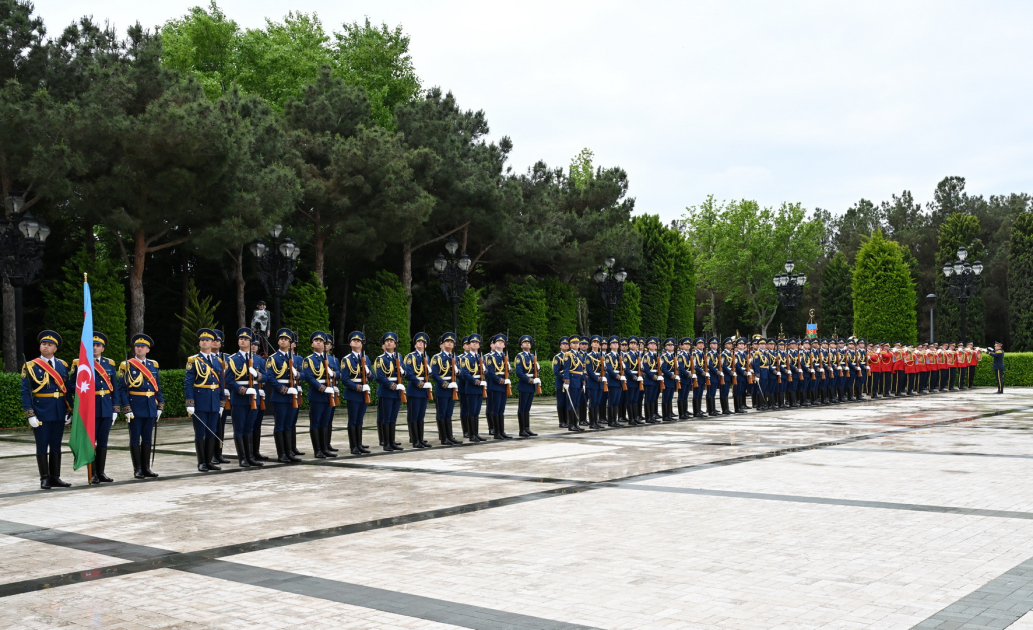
xmin=615 ymin=280 xmax=642 ymax=337
xmin=284 ymin=272 xmax=333 ymax=356
xmin=1009 ymin=210 xmax=1033 ymax=351
xmin=633 ymin=214 xmax=674 ymax=337
xmin=666 ymin=231 xmax=695 ymax=338
xmin=820 ymin=251 xmax=853 ymax=337
xmin=541 ymin=277 xmax=577 ymax=354
xmin=853 ymin=231 xmax=917 ymax=343
xmin=935 ymin=213 xmax=985 ymax=344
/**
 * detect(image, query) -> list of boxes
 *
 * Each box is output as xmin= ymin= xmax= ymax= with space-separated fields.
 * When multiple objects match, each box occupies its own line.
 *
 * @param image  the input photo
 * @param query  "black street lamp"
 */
xmin=250 ymin=224 xmax=301 ymax=332
xmin=593 ymin=256 xmax=627 ymax=337
xmin=926 ymin=294 xmax=937 ymax=344
xmin=1 ymin=194 xmax=50 ymax=367
xmin=773 ymin=259 xmax=806 ymax=335
xmin=433 ymin=237 xmax=471 ymax=335
xmin=942 ymin=246 xmax=983 ymax=343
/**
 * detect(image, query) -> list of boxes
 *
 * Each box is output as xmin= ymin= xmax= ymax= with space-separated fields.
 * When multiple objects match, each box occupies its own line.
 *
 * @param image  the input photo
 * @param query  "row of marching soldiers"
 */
xmin=549 ymin=334 xmax=1002 ymax=431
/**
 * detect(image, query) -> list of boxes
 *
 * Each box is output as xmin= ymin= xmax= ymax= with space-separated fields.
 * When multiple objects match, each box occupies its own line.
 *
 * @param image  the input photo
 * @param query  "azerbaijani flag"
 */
xmin=69 ymin=278 xmax=96 ymax=470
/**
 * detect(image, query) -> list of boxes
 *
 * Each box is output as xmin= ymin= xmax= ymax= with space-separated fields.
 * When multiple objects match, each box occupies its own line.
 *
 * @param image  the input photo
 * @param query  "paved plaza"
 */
xmin=1 ymin=389 xmax=1032 ymax=629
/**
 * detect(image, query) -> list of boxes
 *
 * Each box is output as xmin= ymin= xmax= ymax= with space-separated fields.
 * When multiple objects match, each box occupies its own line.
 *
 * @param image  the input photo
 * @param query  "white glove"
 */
xmin=674 ymin=375 xmax=680 ymax=381
xmin=332 ymin=387 xmax=340 ymax=394
xmin=533 ymin=377 xmax=542 ymax=385
xmin=563 ymin=383 xmax=570 ymax=391
xmin=481 ymin=381 xmax=488 ymax=388
xmin=448 ymin=382 xmax=458 ymax=389
xmin=224 ymin=389 xmax=230 ymax=397
xmin=186 ymin=406 xmax=195 ymax=416
xmin=691 ymin=374 xmax=697 ymax=379
xmin=156 ymin=410 xmax=162 ymax=421
xmin=536 ymin=361 xmax=541 ymax=370
xmin=328 ymin=368 xmax=335 ymax=378
xmin=637 ymin=376 xmax=643 ymax=382
xmin=27 ymin=415 xmax=40 ymax=428
xmin=361 ymin=384 xmax=371 ymax=392
xmin=259 ymin=389 xmax=266 ymax=397
xmin=65 ymin=415 xmax=71 ymax=425
xmin=423 ymin=381 xmax=432 ymax=389
xmin=245 ymin=388 xmax=257 ymax=396
xmin=125 ymin=412 xmax=134 ymax=421
xmin=112 ymin=413 xmax=118 ymax=421
xmin=292 ymin=368 xmax=299 ymax=377
xmin=287 ymin=387 xmax=298 ymax=395
xmin=248 ymin=367 xmax=258 ymax=377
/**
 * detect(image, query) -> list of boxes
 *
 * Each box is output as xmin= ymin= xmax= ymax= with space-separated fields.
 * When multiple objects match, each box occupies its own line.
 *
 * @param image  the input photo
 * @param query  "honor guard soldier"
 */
xmin=118 ymin=334 xmax=163 ymax=479
xmin=584 ymin=335 xmax=605 ymax=429
xmin=403 ymin=332 xmax=435 ymax=448
xmin=483 ymin=333 xmax=512 ymax=439
xmin=70 ymin=332 xmax=119 ymax=483
xmin=603 ymin=335 xmax=625 ymax=427
xmin=705 ymin=337 xmax=721 ymax=416
xmin=184 ymin=328 xmax=226 ymax=472
xmin=640 ymin=337 xmax=662 ymax=423
xmin=339 ymin=331 xmax=373 ymax=454
xmin=625 ymin=337 xmax=644 ymax=424
xmin=560 ymin=335 xmax=587 ymax=431
xmin=323 ymin=334 xmax=340 ymax=454
xmin=692 ymin=337 xmax=707 ymax=417
xmin=719 ymin=337 xmax=735 ymax=414
xmin=857 ymin=339 xmax=868 ymax=399
xmin=734 ymin=337 xmax=749 ymax=413
xmin=844 ymin=339 xmax=857 ymax=401
xmin=430 ymin=333 xmax=462 ymax=445
xmin=553 ymin=337 xmax=571 ymax=428
xmin=675 ymin=338 xmax=691 ymax=419
xmin=513 ymin=335 xmax=542 ymax=437
xmin=225 ymin=328 xmax=266 ymax=468
xmin=211 ymin=329 xmax=231 ymax=465
xmin=250 ymin=337 xmax=270 ymax=460
xmin=373 ymin=332 xmax=404 ymax=451
xmin=459 ymin=334 xmax=488 ymax=440
xmin=303 ymin=331 xmax=337 ymax=458
xmin=577 ymin=336 xmax=590 ymax=425
xmin=22 ymin=331 xmax=71 ymax=489
xmin=658 ymin=338 xmax=678 ymax=422
xmin=990 ymin=341 xmax=1005 ymax=393
xmin=265 ymin=328 xmax=303 ymax=462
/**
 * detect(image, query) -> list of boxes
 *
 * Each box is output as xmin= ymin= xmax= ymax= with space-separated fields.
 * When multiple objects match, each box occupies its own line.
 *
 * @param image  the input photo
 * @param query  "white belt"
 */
xmin=234 ymin=381 xmax=252 ymax=386
xmin=351 ymin=378 xmax=362 ymax=382
xmin=276 ymin=379 xmax=290 ymax=384
xmin=439 ymin=377 xmax=451 ymax=381
xmin=388 ymin=377 xmax=397 ymax=382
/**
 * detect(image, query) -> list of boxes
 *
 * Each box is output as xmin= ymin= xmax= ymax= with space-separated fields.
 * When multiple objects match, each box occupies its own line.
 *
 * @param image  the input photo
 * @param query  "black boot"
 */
xmin=461 ymin=415 xmax=471 ymax=438
xmin=390 ymin=424 xmax=403 ymax=450
xmin=195 ymin=439 xmax=209 ymax=471
xmin=325 ymin=423 xmax=338 ymax=453
xmin=721 ymin=397 xmax=731 ymax=415
xmin=311 ymin=427 xmax=326 ymax=458
xmin=447 ymin=419 xmax=462 ymax=445
xmin=37 ymin=454 xmax=51 ymax=489
xmin=321 ymin=426 xmax=337 ymax=458
xmin=215 ymin=414 xmax=230 ymax=463
xmin=291 ymin=427 xmax=305 ymax=456
xmin=608 ymin=406 xmax=621 ymax=427
xmin=49 ymin=451 xmax=70 ymax=487
xmin=247 ymin=434 xmax=265 ymax=466
xmin=486 ymin=412 xmax=496 ymax=437
xmin=285 ymin=430 xmax=302 ymax=461
xmin=131 ymin=444 xmax=145 ymax=479
xmin=205 ymin=438 xmax=221 ymax=470
xmin=568 ymin=408 xmax=586 ymax=431
xmin=275 ymin=432 xmax=292 ymax=462
xmin=235 ymin=437 xmax=251 ymax=467
xmin=253 ymin=431 xmax=271 ymax=461
xmin=519 ymin=412 xmax=530 ymax=437
xmin=469 ymin=415 xmax=483 ymax=441
xmin=378 ymin=422 xmax=386 ymax=447
xmin=410 ymin=421 xmax=423 ymax=448
xmin=140 ymin=444 xmax=159 ymax=477
xmin=345 ymin=426 xmax=358 ymax=455
xmin=526 ymin=411 xmax=538 ymax=436
xmin=418 ymin=421 xmax=432 ymax=448
xmin=558 ymin=406 xmax=568 ymax=428
xmin=95 ymin=447 xmax=113 ymax=482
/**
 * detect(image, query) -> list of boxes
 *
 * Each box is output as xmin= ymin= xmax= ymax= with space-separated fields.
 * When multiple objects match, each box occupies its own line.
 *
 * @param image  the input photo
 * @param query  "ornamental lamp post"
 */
xmin=434 ymin=237 xmax=472 ymax=335
xmin=250 ymin=224 xmax=301 ymax=333
xmin=594 ymin=256 xmax=627 ymax=337
xmin=926 ymin=294 xmax=937 ymax=344
xmin=941 ymin=246 xmax=983 ymax=344
xmin=773 ymin=259 xmax=806 ymax=335
xmin=1 ymin=194 xmax=51 ymax=367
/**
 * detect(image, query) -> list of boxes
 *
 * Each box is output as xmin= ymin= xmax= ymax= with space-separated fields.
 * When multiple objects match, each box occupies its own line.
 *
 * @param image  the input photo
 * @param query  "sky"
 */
xmin=34 ymin=0 xmax=1033 ymax=223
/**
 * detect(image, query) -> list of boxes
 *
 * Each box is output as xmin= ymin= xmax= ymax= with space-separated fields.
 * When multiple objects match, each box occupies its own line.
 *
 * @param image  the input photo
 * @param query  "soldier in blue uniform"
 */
xmin=990 ymin=342 xmax=1005 ymax=393
xmin=577 ymin=336 xmax=590 ymax=425
xmin=785 ymin=339 xmax=800 ymax=408
xmin=703 ymin=337 xmax=719 ymax=416
xmin=431 ymin=332 xmax=462 ymax=445
xmin=659 ymin=338 xmax=678 ymax=421
xmin=560 ymin=335 xmax=587 ymax=432
xmin=640 ymin=337 xmax=661 ymax=423
xmin=483 ymin=333 xmax=512 ymax=439
xmin=675 ymin=338 xmax=691 ymax=419
xmin=22 ymin=331 xmax=71 ymax=489
xmin=403 ymin=332 xmax=434 ymax=448
xmin=624 ymin=337 xmax=643 ymax=424
xmin=584 ymin=335 xmax=606 ymax=429
xmin=373 ymin=332 xmax=404 ymax=451
xmin=719 ymin=337 xmax=735 ymax=415
xmin=249 ymin=337 xmax=271 ymax=461
xmin=184 ymin=328 xmax=225 ymax=471
xmin=224 ymin=328 xmax=266 ymax=468
xmin=118 ymin=334 xmax=163 ymax=479
xmin=603 ymin=335 xmax=624 ymax=427
xmin=301 ymin=331 xmax=335 ymax=458
xmin=459 ymin=334 xmax=486 ymax=441
xmin=857 ymin=339 xmax=868 ymax=400
xmin=552 ymin=337 xmax=571 ymax=428
xmin=689 ymin=337 xmax=705 ymax=417
xmin=734 ymin=337 xmax=749 ymax=414
xmin=264 ymin=328 xmax=301 ymax=462
xmin=514 ymin=335 xmax=541 ymax=437
xmin=68 ymin=332 xmax=119 ymax=483
xmin=338 ymin=331 xmax=373 ymax=455
xmin=323 ymin=334 xmax=340 ymax=455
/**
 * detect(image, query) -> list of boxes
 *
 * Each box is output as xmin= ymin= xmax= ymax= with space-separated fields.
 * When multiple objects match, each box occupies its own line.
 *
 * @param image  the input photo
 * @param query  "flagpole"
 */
xmin=83 ymin=274 xmax=92 ymax=485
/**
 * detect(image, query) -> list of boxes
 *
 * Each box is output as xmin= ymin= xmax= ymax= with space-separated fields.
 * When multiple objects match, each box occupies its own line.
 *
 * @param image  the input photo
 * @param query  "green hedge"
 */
xmin=1 ymin=372 xmax=20 ymax=428
xmin=974 ymin=353 xmax=1033 ymax=386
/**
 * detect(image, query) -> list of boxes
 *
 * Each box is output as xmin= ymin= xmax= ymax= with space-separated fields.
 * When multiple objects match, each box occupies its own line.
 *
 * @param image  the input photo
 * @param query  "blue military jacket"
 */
xmin=224 ymin=351 xmax=264 ymax=407
xmin=373 ymin=352 xmax=402 ymax=399
xmin=69 ymin=356 xmax=119 ymax=418
xmin=340 ymin=352 xmax=372 ymax=403
xmin=561 ymin=350 xmax=586 ymax=385
xmin=585 ymin=352 xmax=604 ymax=390
xmin=514 ymin=351 xmax=538 ymax=394
xmin=483 ymin=351 xmax=509 ymax=393
xmin=430 ymin=351 xmax=457 ymax=399
xmin=659 ymin=351 xmax=677 ymax=385
xmin=184 ymin=353 xmax=225 ymax=413
xmin=604 ymin=351 xmax=623 ymax=388
xmin=458 ymin=352 xmax=484 ymax=395
xmin=118 ymin=358 xmax=164 ymax=417
xmin=624 ymin=350 xmax=640 ymax=382
xmin=21 ymin=357 xmax=70 ymax=422
xmin=721 ymin=349 xmax=735 ymax=380
xmin=991 ymin=349 xmax=1005 ymax=370
xmin=402 ymin=350 xmax=431 ymax=398
xmin=641 ymin=352 xmax=660 ymax=388
xmin=266 ymin=351 xmax=301 ymax=404
xmin=302 ymin=353 xmax=332 ymax=404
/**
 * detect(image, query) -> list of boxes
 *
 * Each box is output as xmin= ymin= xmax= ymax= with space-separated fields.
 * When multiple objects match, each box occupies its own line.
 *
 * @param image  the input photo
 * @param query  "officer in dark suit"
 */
xmin=22 ymin=331 xmax=71 ymax=489
xmin=323 ymin=333 xmax=340 ymax=454
xmin=224 ymin=328 xmax=266 ymax=468
xmin=118 ymin=334 xmax=163 ymax=479
xmin=459 ymin=333 xmax=487 ymax=440
xmin=430 ymin=332 xmax=461 ymax=445
xmin=302 ymin=331 xmax=336 ymax=458
xmin=552 ymin=337 xmax=570 ymax=428
xmin=70 ymin=332 xmax=119 ymax=483
xmin=185 ymin=328 xmax=225 ymax=471
xmin=373 ymin=332 xmax=404 ymax=451
xmin=561 ymin=335 xmax=587 ymax=432
xmin=514 ymin=335 xmax=541 ymax=437
xmin=991 ymin=342 xmax=1005 ymax=393
xmin=339 ymin=331 xmax=373 ymax=455
xmin=403 ymin=332 xmax=434 ymax=448
xmin=483 ymin=333 xmax=512 ymax=439
xmin=265 ymin=328 xmax=302 ymax=462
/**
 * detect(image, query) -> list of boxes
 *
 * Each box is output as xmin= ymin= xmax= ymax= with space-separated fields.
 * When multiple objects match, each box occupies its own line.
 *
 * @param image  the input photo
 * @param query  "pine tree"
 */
xmin=283 ymin=272 xmax=332 ymax=356
xmin=633 ymin=214 xmax=674 ymax=337
xmin=43 ymin=246 xmax=128 ymax=364
xmin=820 ymin=251 xmax=853 ymax=337
xmin=666 ymin=231 xmax=695 ymax=338
xmin=615 ymin=280 xmax=642 ymax=337
xmin=1009 ymin=210 xmax=1033 ymax=351
xmin=175 ymin=279 xmax=220 ymax=363
xmin=350 ymin=270 xmax=409 ymax=354
xmin=935 ymin=213 xmax=985 ymax=344
xmin=852 ymin=231 xmax=917 ymax=343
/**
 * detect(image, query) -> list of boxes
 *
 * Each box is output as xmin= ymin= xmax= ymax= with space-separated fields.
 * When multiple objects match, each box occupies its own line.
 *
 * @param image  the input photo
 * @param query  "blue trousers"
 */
xmin=706 ymin=380 xmax=718 ymax=400
xmin=33 ymin=420 xmax=64 ymax=455
xmin=347 ymin=399 xmax=367 ymax=427
xmin=129 ymin=415 xmax=157 ymax=446
xmin=518 ymin=391 xmax=534 ymax=414
xmin=565 ymin=385 xmax=583 ymax=411
xmin=407 ymin=396 xmax=428 ymax=423
xmin=95 ymin=414 xmax=112 ymax=449
xmin=252 ymin=405 xmax=266 ymax=438
xmin=662 ymin=385 xmax=675 ymax=406
xmin=644 ymin=384 xmax=660 ymax=404
xmin=607 ymin=387 xmax=622 ymax=407
xmin=378 ymin=397 xmax=400 ymax=425
xmin=677 ymin=382 xmax=689 ymax=404
xmin=587 ymin=387 xmax=604 ymax=409
xmin=436 ymin=395 xmax=455 ymax=420
xmin=487 ymin=390 xmax=506 ymax=416
xmin=272 ymin=402 xmax=292 ymax=432
xmin=193 ymin=410 xmax=219 ymax=441
xmin=693 ymin=379 xmax=704 ymax=401
xmin=230 ymin=405 xmax=258 ymax=438
xmin=309 ymin=401 xmax=332 ymax=429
